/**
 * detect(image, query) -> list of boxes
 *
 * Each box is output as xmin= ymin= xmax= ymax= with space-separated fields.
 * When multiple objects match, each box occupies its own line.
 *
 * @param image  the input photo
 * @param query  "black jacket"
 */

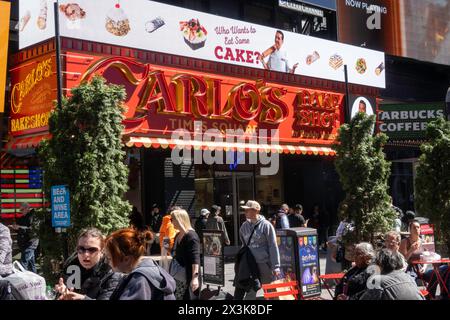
xmin=61 ymin=253 xmax=123 ymax=300
xmin=16 ymin=211 xmax=39 ymax=251
xmin=288 ymin=214 xmax=306 ymax=228
xmin=194 ymin=217 xmax=208 ymax=243
xmin=334 ymin=266 xmax=372 ymax=300
xmin=109 ymin=258 xmax=176 ymax=300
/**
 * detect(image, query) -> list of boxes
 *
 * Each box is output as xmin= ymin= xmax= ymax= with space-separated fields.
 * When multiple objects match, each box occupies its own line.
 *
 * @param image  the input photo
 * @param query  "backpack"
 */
xmin=234 ymin=220 xmax=263 ymax=292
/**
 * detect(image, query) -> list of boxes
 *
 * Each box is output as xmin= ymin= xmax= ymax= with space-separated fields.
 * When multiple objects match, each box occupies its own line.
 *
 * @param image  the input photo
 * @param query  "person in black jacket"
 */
xmin=171 ymin=209 xmax=201 ymax=300
xmin=106 ymin=228 xmax=176 ymax=300
xmin=55 ymin=228 xmax=123 ymax=300
xmin=288 ymin=204 xmax=306 ymax=228
xmin=194 ymin=208 xmax=210 ymax=244
xmin=334 ymin=242 xmax=375 ymax=300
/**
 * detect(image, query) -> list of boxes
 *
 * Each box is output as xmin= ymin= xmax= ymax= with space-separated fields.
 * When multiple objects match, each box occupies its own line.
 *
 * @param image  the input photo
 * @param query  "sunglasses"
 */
xmin=77 ymin=246 xmax=100 ymax=254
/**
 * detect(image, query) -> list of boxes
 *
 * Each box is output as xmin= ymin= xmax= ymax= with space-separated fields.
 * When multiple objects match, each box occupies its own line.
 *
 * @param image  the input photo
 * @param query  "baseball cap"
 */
xmin=240 ymin=200 xmax=261 ymax=211
xmin=200 ymin=208 xmax=210 ymax=216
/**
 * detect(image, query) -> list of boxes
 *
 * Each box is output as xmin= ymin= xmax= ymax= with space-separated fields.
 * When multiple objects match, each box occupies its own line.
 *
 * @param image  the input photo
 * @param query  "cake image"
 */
xmin=375 ymin=62 xmax=385 ymax=76
xmin=59 ymin=3 xmax=86 ymax=21
xmin=306 ymin=51 xmax=320 ymax=65
xmin=19 ymin=10 xmax=31 ymax=32
xmin=179 ymin=19 xmax=208 ymax=50
xmin=145 ymin=17 xmax=165 ymax=33
xmin=355 ymin=58 xmax=367 ymax=74
xmin=37 ymin=0 xmax=48 ymax=30
xmin=329 ymin=54 xmax=343 ymax=70
xmin=105 ymin=3 xmax=130 ymax=37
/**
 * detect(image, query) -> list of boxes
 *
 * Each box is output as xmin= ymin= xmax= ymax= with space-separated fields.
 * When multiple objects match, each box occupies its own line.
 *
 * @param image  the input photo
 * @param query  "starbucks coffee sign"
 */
xmin=378 ymin=103 xmax=445 ymax=140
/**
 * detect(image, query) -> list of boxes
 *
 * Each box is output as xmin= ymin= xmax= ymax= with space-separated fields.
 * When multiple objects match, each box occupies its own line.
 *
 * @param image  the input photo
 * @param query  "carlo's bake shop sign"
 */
xmin=9 ymin=54 xmax=56 ymax=137
xmin=19 ymin=0 xmax=385 ymax=89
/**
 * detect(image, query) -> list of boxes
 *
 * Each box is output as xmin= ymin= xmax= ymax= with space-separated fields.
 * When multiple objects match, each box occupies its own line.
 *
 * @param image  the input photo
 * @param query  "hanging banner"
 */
xmin=0 ymin=1 xmax=11 ymax=113
xmin=51 ymin=185 xmax=71 ymax=228
xmin=20 ymin=0 xmax=385 ymax=88
xmin=202 ymin=230 xmax=225 ymax=286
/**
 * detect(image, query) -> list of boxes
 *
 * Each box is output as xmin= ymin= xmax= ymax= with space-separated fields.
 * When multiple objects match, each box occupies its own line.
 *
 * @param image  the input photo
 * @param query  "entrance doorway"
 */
xmin=214 ymin=172 xmax=255 ymax=247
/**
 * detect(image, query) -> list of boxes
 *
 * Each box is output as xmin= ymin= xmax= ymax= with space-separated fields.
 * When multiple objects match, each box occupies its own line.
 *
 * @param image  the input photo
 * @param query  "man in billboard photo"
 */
xmin=260 ymin=30 xmax=299 ymax=74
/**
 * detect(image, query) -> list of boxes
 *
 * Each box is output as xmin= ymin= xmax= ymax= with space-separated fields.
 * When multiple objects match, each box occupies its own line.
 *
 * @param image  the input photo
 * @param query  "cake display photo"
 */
xmin=59 ymin=3 xmax=86 ymax=21
xmin=37 ymin=0 xmax=48 ymax=30
xmin=106 ymin=1 xmax=131 ymax=37
xmin=19 ymin=10 xmax=31 ymax=32
xmin=145 ymin=17 xmax=165 ymax=33
xmin=375 ymin=62 xmax=385 ymax=76
xmin=329 ymin=54 xmax=343 ymax=70
xmin=180 ymin=18 xmax=208 ymax=50
xmin=355 ymin=58 xmax=367 ymax=74
xmin=306 ymin=51 xmax=320 ymax=65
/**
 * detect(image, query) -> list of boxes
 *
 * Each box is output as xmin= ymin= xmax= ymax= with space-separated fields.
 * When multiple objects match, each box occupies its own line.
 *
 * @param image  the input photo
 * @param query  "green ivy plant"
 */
xmin=334 ymin=112 xmax=397 ymax=248
xmin=37 ymin=76 xmax=131 ymax=283
xmin=415 ymin=117 xmax=450 ymax=254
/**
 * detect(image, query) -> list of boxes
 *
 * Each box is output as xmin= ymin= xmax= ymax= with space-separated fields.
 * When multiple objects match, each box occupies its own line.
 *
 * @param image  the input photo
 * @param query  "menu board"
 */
xmin=202 ymin=230 xmax=225 ymax=286
xmin=298 ymin=235 xmax=321 ymax=297
xmin=420 ymin=224 xmax=435 ymax=253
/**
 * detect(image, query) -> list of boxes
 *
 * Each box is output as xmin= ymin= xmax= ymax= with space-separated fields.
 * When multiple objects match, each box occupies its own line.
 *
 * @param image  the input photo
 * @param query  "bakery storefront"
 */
xmin=5 ymin=0 xmax=384 ymax=246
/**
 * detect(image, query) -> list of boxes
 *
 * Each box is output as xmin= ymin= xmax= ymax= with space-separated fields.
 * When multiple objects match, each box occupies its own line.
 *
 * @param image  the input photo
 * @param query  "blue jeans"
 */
xmin=20 ymin=248 xmax=37 ymax=273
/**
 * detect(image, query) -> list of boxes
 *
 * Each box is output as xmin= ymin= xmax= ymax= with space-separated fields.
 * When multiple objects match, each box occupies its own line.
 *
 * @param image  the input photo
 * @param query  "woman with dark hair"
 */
xmin=106 ymin=228 xmax=176 ymax=300
xmin=55 ymin=228 xmax=123 ymax=300
xmin=359 ymin=249 xmax=424 ymax=300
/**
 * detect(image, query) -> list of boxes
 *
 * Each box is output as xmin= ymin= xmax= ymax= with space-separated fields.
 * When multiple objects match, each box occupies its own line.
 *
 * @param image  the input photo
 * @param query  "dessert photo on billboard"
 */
xmin=306 ymin=51 xmax=320 ymax=65
xmin=329 ymin=54 xmax=343 ymax=70
xmin=37 ymin=0 xmax=48 ymax=30
xmin=59 ymin=3 xmax=86 ymax=21
xmin=375 ymin=62 xmax=385 ymax=76
xmin=355 ymin=58 xmax=367 ymax=74
xmin=145 ymin=17 xmax=165 ymax=33
xmin=19 ymin=10 xmax=31 ymax=32
xmin=180 ymin=18 xmax=208 ymax=50
xmin=105 ymin=1 xmax=131 ymax=37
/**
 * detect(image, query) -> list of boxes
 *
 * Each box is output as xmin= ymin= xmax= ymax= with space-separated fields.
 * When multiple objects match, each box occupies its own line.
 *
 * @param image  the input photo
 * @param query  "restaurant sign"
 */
xmin=9 ymin=54 xmax=56 ymax=137
xmin=70 ymin=55 xmax=345 ymax=146
xmin=377 ymin=103 xmax=445 ymax=140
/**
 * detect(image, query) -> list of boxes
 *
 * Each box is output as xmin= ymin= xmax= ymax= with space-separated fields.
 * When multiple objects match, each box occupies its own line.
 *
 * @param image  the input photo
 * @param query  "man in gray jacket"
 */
xmin=234 ymin=200 xmax=280 ymax=300
xmin=0 ymin=222 xmax=13 ymax=277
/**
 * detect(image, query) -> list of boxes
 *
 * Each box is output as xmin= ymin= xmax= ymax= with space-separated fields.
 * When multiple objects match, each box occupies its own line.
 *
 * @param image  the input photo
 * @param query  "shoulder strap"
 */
xmin=246 ymin=219 xmax=263 ymax=247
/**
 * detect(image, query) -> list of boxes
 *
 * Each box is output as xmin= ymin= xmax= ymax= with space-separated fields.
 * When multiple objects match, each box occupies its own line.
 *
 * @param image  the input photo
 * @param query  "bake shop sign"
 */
xmin=77 ymin=56 xmax=344 ymax=142
xmin=378 ymin=103 xmax=445 ymax=140
xmin=20 ymin=0 xmax=385 ymax=89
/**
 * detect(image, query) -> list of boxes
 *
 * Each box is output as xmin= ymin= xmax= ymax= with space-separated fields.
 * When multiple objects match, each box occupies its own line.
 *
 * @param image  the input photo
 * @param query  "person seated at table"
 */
xmin=399 ymin=220 xmax=426 ymax=278
xmin=359 ymin=249 xmax=424 ymax=300
xmin=384 ymin=231 xmax=407 ymax=271
xmin=334 ymin=242 xmax=375 ymax=300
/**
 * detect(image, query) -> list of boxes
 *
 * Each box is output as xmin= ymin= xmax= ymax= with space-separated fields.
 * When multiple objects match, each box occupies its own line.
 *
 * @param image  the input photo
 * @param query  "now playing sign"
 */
xmin=51 ymin=185 xmax=71 ymax=228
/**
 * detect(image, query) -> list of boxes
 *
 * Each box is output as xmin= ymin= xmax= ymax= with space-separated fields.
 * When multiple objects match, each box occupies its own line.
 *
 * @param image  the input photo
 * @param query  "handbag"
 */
xmin=169 ymin=258 xmax=186 ymax=283
xmin=5 ymin=261 xmax=47 ymax=300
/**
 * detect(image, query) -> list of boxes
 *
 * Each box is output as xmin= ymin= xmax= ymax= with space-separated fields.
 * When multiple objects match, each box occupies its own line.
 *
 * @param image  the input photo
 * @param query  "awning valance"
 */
xmin=125 ymin=136 xmax=336 ymax=156
xmin=5 ymin=133 xmax=52 ymax=150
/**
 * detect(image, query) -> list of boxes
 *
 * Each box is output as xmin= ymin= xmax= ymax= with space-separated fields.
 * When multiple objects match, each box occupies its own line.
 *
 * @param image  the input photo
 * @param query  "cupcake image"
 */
xmin=179 ymin=18 xmax=207 ymax=50
xmin=105 ymin=2 xmax=130 ymax=37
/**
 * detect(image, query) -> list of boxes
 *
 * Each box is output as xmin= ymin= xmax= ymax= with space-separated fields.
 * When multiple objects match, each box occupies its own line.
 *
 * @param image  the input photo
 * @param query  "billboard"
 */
xmin=19 ymin=0 xmax=56 ymax=50
xmin=378 ymin=103 xmax=445 ymax=140
xmin=20 ymin=0 xmax=385 ymax=88
xmin=0 ymin=1 xmax=10 ymax=113
xmin=337 ymin=0 xmax=450 ymax=66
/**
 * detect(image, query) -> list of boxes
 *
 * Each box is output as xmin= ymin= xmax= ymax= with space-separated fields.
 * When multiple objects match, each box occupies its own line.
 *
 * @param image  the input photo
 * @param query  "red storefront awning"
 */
xmin=125 ymin=136 xmax=336 ymax=156
xmin=5 ymin=133 xmax=52 ymax=150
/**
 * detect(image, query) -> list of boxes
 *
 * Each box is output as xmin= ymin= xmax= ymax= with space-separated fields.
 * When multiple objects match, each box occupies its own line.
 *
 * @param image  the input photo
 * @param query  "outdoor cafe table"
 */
xmin=412 ymin=259 xmax=450 ymax=299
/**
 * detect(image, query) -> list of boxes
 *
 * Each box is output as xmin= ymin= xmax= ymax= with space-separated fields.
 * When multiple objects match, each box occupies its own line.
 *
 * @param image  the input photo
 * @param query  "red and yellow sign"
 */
xmin=10 ymin=54 xmax=56 ymax=136
xmin=0 ymin=1 xmax=11 ymax=114
xmin=67 ymin=54 xmax=345 ymax=146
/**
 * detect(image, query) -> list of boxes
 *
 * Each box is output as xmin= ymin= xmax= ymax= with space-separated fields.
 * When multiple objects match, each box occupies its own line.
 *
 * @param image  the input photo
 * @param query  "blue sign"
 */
xmin=51 ymin=185 xmax=71 ymax=228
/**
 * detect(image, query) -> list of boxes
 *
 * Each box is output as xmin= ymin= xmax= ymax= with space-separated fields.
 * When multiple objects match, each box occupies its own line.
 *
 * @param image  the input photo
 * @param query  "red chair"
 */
xmin=262 ymin=281 xmax=299 ymax=300
xmin=319 ymin=273 xmax=345 ymax=298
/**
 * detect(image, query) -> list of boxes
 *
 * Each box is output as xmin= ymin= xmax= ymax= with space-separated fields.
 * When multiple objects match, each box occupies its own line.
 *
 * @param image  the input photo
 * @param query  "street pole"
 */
xmin=344 ymin=65 xmax=350 ymax=123
xmin=445 ymin=86 xmax=450 ymax=121
xmin=54 ymin=0 xmax=63 ymax=110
